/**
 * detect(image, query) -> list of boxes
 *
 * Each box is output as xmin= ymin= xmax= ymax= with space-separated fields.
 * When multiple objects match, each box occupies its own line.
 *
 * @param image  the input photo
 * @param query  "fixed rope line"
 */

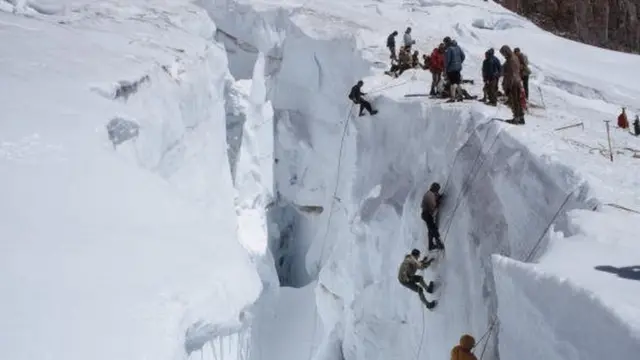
xmin=414 ymin=305 xmax=427 ymax=360
xmin=478 ymin=321 xmax=496 ymax=360
xmin=441 ymin=128 xmax=501 ymax=244
xmin=317 ymin=103 xmax=355 ymax=269
xmin=442 ymin=115 xmax=500 ymax=192
xmin=524 ymin=188 xmax=575 ymax=262
xmin=467 ymin=315 xmax=499 ymax=360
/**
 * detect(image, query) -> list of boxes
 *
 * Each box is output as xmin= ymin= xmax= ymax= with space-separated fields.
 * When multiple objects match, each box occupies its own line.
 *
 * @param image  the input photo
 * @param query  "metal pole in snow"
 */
xmin=604 ymin=120 xmax=614 ymax=162
xmin=554 ymin=122 xmax=584 ymax=131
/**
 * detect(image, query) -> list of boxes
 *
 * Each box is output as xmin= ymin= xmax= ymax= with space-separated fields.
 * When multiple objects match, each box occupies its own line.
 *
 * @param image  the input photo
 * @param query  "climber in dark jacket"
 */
xmin=387 ymin=31 xmax=398 ymax=60
xmin=348 ymin=80 xmax=378 ymax=116
xmin=421 ymin=182 xmax=445 ymax=251
xmin=481 ymin=48 xmax=501 ymax=106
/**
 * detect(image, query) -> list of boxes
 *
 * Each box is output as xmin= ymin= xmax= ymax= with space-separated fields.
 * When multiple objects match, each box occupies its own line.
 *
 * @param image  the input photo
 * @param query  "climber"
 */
xmin=398 ymin=249 xmax=437 ymax=309
xmin=429 ymin=43 xmax=445 ymax=96
xmin=348 ymin=80 xmax=378 ymax=116
xmin=387 ymin=30 xmax=398 ymax=60
xmin=421 ymin=182 xmax=445 ymax=251
xmin=403 ymin=27 xmax=415 ymax=50
xmin=443 ymin=36 xmax=466 ymax=102
xmin=499 ymin=45 xmax=525 ymax=124
xmin=634 ymin=115 xmax=640 ymax=136
xmin=618 ymin=107 xmax=629 ymax=129
xmin=451 ymin=334 xmax=478 ymax=360
xmin=481 ymin=48 xmax=501 ymax=106
xmin=514 ymin=47 xmax=531 ymax=100
xmin=412 ymin=50 xmax=420 ymax=68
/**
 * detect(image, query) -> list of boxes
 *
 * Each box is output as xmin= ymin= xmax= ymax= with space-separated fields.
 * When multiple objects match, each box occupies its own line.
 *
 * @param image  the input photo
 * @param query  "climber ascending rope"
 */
xmin=451 ymin=334 xmax=478 ymax=360
xmin=397 ymin=249 xmax=438 ymax=309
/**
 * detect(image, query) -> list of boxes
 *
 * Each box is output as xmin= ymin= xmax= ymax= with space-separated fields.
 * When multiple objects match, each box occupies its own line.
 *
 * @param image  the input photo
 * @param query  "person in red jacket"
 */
xmin=429 ymin=43 xmax=445 ymax=96
xmin=618 ymin=107 xmax=629 ymax=129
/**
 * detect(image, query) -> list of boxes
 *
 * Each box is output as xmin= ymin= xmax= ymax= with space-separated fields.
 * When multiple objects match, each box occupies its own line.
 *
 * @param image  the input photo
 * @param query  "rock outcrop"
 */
xmin=500 ymin=0 xmax=640 ymax=53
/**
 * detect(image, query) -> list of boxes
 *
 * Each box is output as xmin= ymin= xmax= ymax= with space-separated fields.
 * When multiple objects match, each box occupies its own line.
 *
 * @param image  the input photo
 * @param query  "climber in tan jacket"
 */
xmin=451 ymin=334 xmax=478 ymax=360
xmin=499 ymin=45 xmax=525 ymax=125
xmin=398 ymin=249 xmax=437 ymax=309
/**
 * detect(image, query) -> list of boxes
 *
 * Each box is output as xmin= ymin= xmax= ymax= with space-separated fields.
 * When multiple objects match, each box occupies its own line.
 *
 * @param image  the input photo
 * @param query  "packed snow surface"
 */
xmin=2 ymin=0 xmax=640 ymax=360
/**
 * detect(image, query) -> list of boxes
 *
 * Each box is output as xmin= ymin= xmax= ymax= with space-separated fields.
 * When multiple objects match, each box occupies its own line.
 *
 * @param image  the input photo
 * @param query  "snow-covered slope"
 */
xmin=0 ymin=2 xmax=265 ymax=360
xmin=2 ymin=0 xmax=640 ymax=360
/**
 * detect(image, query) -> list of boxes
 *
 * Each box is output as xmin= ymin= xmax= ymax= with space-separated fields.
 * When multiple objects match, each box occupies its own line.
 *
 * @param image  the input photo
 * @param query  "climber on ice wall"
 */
xmin=348 ymin=80 xmax=378 ymax=116
xmin=398 ymin=249 xmax=437 ymax=309
xmin=451 ymin=334 xmax=478 ymax=360
xmin=421 ymin=182 xmax=445 ymax=251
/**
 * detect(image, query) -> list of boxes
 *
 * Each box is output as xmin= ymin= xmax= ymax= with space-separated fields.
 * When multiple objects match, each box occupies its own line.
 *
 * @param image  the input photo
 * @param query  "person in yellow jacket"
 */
xmin=451 ymin=334 xmax=477 ymax=360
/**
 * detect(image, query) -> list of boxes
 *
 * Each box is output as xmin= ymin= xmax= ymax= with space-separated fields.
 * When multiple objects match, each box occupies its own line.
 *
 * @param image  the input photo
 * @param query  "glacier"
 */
xmin=1 ymin=1 xmax=640 ymax=360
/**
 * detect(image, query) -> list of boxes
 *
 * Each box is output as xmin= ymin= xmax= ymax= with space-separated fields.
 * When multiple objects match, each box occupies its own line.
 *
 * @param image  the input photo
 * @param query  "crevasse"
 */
xmin=202 ymin=2 xmax=637 ymax=360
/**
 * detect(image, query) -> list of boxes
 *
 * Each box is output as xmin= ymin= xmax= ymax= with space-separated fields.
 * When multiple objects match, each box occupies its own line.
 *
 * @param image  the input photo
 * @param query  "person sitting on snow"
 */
xmin=348 ymin=80 xmax=378 ymax=116
xmin=386 ymin=46 xmax=413 ymax=78
xmin=398 ymin=249 xmax=437 ymax=309
xmin=451 ymin=334 xmax=478 ymax=360
xmin=421 ymin=182 xmax=445 ymax=251
xmin=412 ymin=50 xmax=420 ymax=68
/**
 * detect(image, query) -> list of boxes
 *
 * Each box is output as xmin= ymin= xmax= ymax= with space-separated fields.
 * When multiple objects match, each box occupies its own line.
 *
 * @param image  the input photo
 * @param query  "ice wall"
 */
xmin=202 ymin=3 xmax=628 ymax=360
xmin=493 ymin=255 xmax=640 ymax=360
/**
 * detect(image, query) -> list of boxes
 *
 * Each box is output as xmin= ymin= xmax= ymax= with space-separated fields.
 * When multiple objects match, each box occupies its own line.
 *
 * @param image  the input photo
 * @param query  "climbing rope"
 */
xmin=524 ymin=188 xmax=575 ymax=262
xmin=414 ymin=305 xmax=426 ymax=360
xmin=316 ymin=103 xmax=355 ymax=269
xmin=441 ymin=126 xmax=502 ymax=244
xmin=477 ymin=317 xmax=498 ymax=360
xmin=441 ymin=109 xmax=501 ymax=191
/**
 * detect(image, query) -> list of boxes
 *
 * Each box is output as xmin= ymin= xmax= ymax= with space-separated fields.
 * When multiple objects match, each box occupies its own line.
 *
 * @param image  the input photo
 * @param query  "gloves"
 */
xmin=421 ymin=257 xmax=434 ymax=267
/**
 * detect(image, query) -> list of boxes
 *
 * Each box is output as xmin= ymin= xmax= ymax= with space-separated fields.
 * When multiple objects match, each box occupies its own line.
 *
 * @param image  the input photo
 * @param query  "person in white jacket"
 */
xmin=403 ymin=27 xmax=415 ymax=50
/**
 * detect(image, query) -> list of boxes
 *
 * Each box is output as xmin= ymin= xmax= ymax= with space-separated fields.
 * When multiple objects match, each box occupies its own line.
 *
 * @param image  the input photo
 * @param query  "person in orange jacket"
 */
xmin=451 ymin=334 xmax=477 ymax=360
xmin=618 ymin=107 xmax=629 ymax=129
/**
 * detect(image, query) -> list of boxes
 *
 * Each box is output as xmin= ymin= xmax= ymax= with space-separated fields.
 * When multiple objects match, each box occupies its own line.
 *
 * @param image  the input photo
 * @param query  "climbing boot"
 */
xmin=371 ymin=110 xmax=378 ymax=115
xmin=425 ymin=300 xmax=437 ymax=310
xmin=425 ymin=281 xmax=435 ymax=294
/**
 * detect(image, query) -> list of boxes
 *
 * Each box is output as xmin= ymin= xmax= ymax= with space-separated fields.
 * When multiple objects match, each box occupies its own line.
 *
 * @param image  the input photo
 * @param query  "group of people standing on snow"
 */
xmin=348 ymin=29 xmax=535 ymax=124
xmin=482 ymin=45 xmax=531 ymax=124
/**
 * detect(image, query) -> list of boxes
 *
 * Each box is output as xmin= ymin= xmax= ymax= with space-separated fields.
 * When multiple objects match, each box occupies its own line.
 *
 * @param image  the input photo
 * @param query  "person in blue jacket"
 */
xmin=443 ymin=36 xmax=465 ymax=102
xmin=481 ymin=48 xmax=502 ymax=106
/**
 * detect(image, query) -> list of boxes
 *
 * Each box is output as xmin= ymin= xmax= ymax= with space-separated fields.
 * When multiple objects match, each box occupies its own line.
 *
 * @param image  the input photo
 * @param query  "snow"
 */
xmin=0 ymin=2 xmax=263 ymax=360
xmin=3 ymin=0 xmax=640 ymax=360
